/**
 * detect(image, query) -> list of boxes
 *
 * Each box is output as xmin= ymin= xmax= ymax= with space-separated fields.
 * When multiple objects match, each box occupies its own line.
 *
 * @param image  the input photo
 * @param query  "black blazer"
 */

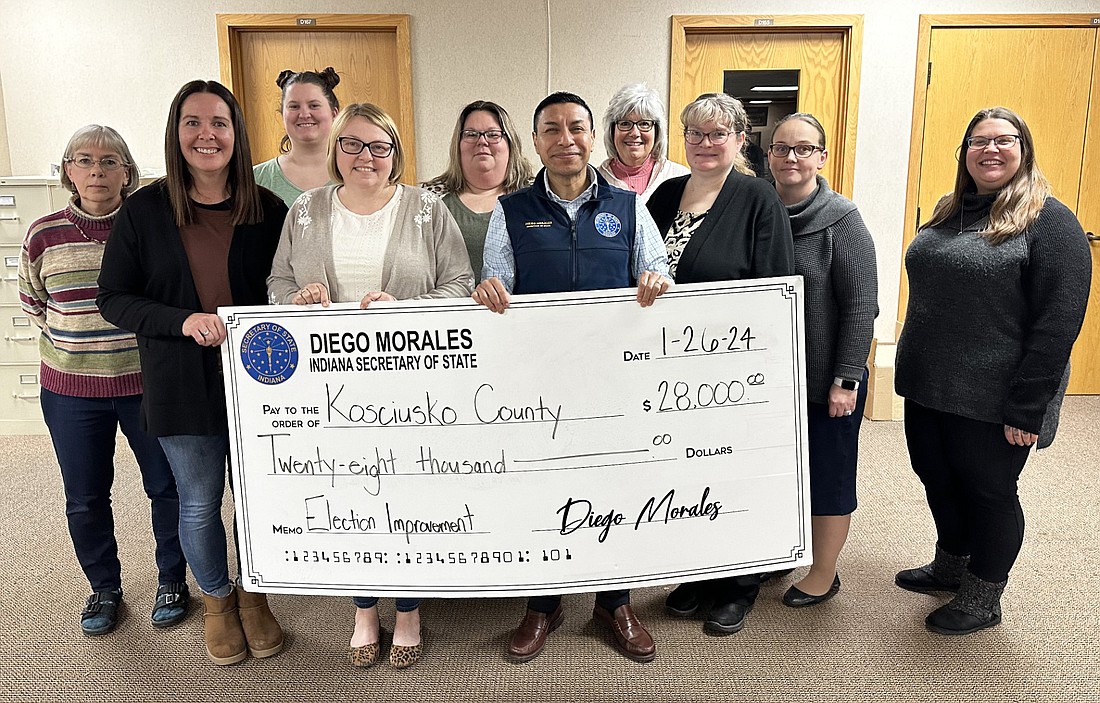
xmin=647 ymin=169 xmax=794 ymax=282
xmin=98 ymin=181 xmax=287 ymax=436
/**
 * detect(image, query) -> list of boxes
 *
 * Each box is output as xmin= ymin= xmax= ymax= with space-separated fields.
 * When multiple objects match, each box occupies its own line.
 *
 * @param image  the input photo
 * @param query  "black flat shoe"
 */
xmin=665 ymin=583 xmax=703 ymax=618
xmin=703 ymin=601 xmax=751 ymax=635
xmin=782 ymin=573 xmax=840 ymax=608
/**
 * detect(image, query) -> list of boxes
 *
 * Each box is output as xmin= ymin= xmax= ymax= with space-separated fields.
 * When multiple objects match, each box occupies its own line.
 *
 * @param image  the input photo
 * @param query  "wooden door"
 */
xmin=900 ymin=22 xmax=1099 ymax=392
xmin=671 ymin=16 xmax=863 ymax=198
xmin=217 ymin=14 xmax=417 ymax=183
xmin=1069 ymin=37 xmax=1100 ymax=394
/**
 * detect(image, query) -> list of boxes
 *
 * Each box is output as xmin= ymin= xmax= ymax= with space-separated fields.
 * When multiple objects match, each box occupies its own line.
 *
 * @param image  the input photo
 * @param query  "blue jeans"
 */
xmin=158 ymin=433 xmax=232 ymax=594
xmin=352 ymin=596 xmax=420 ymax=612
xmin=41 ymin=389 xmax=186 ymax=592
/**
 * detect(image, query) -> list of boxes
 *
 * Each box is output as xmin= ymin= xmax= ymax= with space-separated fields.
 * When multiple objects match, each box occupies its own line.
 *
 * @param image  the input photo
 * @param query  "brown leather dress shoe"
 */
xmin=592 ymin=604 xmax=656 ymax=662
xmin=508 ymin=605 xmax=564 ymax=662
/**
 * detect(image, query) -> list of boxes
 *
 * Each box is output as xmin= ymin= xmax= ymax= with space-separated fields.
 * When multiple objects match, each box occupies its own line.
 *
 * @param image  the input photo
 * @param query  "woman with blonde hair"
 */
xmin=895 ymin=106 xmax=1090 ymax=635
xmin=422 ymin=100 xmax=533 ymax=280
xmin=597 ymin=83 xmax=688 ymax=203
xmin=647 ymin=92 xmax=793 ymax=636
xmin=268 ymin=103 xmax=473 ymax=667
xmin=767 ymin=112 xmax=877 ymax=609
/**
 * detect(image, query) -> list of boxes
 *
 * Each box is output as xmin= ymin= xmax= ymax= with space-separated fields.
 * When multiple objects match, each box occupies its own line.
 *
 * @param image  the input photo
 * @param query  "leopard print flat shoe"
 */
xmin=347 ymin=642 xmax=380 ymax=667
xmin=388 ymin=643 xmax=423 ymax=669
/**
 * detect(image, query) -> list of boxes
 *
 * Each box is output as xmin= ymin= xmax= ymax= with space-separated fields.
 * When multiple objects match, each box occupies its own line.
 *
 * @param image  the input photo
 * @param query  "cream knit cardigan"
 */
xmin=267 ymin=184 xmax=474 ymax=304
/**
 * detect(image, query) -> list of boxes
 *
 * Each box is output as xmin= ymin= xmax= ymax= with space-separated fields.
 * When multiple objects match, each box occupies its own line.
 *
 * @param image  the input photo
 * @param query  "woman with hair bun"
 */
xmin=767 ymin=112 xmax=877 ymax=610
xmin=253 ymin=67 xmax=340 ymax=205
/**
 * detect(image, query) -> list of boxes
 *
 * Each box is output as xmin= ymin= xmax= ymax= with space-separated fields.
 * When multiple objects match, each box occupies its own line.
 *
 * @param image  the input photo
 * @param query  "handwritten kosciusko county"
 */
xmin=218 ymin=278 xmax=810 ymax=598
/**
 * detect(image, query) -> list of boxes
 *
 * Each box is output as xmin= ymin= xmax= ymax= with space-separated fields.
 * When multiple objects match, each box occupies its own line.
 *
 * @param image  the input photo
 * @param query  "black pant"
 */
xmin=903 ymin=400 xmax=1031 ymax=583
xmin=528 ymin=590 xmax=629 ymax=614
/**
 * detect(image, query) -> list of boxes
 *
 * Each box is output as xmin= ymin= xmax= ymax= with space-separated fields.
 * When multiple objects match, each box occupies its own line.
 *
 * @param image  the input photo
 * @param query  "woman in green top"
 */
xmin=422 ymin=100 xmax=533 ymax=280
xmin=253 ymin=67 xmax=340 ymax=205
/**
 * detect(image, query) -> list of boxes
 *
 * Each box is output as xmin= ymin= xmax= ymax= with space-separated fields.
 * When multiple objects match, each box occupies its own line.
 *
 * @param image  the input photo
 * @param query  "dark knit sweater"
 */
xmin=895 ymin=194 xmax=1091 ymax=447
xmin=19 ymin=199 xmax=143 ymax=397
xmin=788 ymin=176 xmax=878 ymax=403
xmin=98 ymin=181 xmax=287 ymax=436
xmin=648 ymin=169 xmax=794 ymax=282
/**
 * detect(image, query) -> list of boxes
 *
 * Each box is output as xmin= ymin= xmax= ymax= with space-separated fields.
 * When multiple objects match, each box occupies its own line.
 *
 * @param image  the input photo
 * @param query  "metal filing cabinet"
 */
xmin=0 ymin=177 xmax=66 ymax=434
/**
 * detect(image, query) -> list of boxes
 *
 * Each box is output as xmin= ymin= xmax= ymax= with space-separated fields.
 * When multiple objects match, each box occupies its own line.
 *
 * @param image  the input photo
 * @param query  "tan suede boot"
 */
xmin=201 ymin=589 xmax=247 ymax=665
xmin=236 ymin=587 xmax=284 ymax=658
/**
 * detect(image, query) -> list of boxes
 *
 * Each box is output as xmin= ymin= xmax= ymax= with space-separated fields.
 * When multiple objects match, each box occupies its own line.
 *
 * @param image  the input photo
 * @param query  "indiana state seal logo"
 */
xmin=240 ymin=322 xmax=298 ymax=385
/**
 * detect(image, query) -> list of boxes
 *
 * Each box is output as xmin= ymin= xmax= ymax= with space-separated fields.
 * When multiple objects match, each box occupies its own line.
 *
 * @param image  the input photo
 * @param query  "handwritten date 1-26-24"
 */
xmin=662 ymin=325 xmax=756 ymax=356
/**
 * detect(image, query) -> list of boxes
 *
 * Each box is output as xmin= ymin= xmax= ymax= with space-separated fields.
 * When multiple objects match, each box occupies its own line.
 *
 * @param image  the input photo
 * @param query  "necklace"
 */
xmin=72 ymin=220 xmax=106 ymax=245
xmin=68 ymin=199 xmax=115 ymax=245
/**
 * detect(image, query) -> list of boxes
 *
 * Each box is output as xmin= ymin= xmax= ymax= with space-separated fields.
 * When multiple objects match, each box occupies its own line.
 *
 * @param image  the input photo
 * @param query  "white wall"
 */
xmin=1 ymin=0 xmax=1095 ymax=339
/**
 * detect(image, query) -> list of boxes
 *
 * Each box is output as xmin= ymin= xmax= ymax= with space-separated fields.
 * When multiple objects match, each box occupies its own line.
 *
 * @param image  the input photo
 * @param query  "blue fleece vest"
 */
xmin=500 ymin=169 xmax=636 ymax=294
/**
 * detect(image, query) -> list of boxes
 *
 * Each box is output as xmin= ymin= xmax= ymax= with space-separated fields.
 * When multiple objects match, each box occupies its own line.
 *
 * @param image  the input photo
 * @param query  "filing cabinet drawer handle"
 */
xmin=4 ymin=334 xmax=36 ymax=342
xmin=11 ymin=392 xmax=40 ymax=401
xmin=0 ymin=215 xmax=18 ymax=222
xmin=2 ymin=276 xmax=16 ymax=282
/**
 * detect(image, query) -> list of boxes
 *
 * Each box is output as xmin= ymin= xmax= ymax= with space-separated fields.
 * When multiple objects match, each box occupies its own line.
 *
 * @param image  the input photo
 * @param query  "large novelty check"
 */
xmin=219 ymin=278 xmax=809 ymax=597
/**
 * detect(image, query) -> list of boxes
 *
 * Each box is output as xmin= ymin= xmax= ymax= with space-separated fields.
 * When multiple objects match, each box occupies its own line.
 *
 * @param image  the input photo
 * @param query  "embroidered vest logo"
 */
xmin=594 ymin=212 xmax=622 ymax=237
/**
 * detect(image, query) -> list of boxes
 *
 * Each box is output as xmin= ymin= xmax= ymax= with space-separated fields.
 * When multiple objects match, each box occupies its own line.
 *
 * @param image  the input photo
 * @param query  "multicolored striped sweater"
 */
xmin=18 ymin=199 xmax=143 ymax=397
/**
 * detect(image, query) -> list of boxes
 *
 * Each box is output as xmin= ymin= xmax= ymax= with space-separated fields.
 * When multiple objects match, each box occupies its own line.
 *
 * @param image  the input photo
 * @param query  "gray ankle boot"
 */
xmin=895 ymin=545 xmax=969 ymax=594
xmin=925 ymin=571 xmax=1006 ymax=635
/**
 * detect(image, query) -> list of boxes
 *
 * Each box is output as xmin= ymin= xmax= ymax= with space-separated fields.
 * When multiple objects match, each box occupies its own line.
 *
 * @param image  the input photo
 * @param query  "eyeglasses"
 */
xmin=684 ymin=129 xmax=733 ymax=145
xmin=966 ymin=134 xmax=1021 ymax=150
xmin=65 ymin=156 xmax=127 ymax=171
xmin=769 ymin=143 xmax=824 ymax=158
xmin=337 ymin=137 xmax=395 ymax=157
xmin=615 ymin=119 xmax=655 ymax=133
xmin=460 ymin=129 xmax=506 ymax=144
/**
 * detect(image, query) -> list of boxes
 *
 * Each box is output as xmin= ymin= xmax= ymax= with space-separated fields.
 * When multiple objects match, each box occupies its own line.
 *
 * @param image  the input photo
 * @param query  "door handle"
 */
xmin=1087 ymin=231 xmax=1100 ymax=242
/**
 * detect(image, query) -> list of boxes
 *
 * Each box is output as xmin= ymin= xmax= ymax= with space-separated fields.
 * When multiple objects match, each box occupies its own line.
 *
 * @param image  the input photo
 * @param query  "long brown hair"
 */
xmin=422 ymin=100 xmax=533 ymax=194
xmin=163 ymin=80 xmax=263 ymax=227
xmin=923 ymin=106 xmax=1050 ymax=244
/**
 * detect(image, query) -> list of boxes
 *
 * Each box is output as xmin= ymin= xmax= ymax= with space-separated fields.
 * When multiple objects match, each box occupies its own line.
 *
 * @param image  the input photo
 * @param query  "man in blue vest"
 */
xmin=473 ymin=92 xmax=669 ymax=663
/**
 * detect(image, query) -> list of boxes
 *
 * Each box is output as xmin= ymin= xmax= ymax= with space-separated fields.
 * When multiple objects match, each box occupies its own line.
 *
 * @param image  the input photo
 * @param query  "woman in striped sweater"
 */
xmin=19 ymin=125 xmax=188 ymax=637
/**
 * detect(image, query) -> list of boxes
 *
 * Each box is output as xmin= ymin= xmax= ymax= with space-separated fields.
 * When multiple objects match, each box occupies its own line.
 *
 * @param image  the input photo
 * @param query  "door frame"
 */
xmin=897 ymin=13 xmax=1100 ymax=330
xmin=670 ymin=14 xmax=863 ymax=198
xmin=215 ymin=13 xmax=417 ymax=181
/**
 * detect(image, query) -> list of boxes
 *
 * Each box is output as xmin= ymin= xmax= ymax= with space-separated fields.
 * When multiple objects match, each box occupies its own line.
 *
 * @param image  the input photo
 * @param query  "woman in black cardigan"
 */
xmin=647 ymin=92 xmax=793 ymax=637
xmin=99 ymin=80 xmax=288 ymax=666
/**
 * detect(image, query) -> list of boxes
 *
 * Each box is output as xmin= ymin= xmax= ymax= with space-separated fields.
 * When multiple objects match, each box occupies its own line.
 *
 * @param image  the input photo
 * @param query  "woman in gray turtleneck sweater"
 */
xmin=895 ymin=107 xmax=1090 ymax=636
xmin=768 ymin=113 xmax=878 ymax=610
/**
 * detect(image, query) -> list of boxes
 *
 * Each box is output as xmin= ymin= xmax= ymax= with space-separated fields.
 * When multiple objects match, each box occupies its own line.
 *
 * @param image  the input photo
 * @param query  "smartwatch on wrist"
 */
xmin=833 ymin=376 xmax=859 ymax=391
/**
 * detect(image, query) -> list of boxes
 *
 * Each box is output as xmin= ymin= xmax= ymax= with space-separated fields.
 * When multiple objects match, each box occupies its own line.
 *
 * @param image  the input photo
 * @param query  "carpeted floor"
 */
xmin=0 ymin=399 xmax=1097 ymax=702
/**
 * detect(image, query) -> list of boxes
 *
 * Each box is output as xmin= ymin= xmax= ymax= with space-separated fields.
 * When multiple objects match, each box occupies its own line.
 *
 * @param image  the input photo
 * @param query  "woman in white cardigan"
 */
xmin=267 ymin=103 xmax=473 ymax=670
xmin=597 ymin=83 xmax=689 ymax=203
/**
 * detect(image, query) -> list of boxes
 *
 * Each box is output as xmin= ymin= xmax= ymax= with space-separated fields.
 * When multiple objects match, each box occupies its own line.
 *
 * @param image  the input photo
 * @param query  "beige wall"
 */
xmin=1 ymin=0 xmax=1094 ymax=340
